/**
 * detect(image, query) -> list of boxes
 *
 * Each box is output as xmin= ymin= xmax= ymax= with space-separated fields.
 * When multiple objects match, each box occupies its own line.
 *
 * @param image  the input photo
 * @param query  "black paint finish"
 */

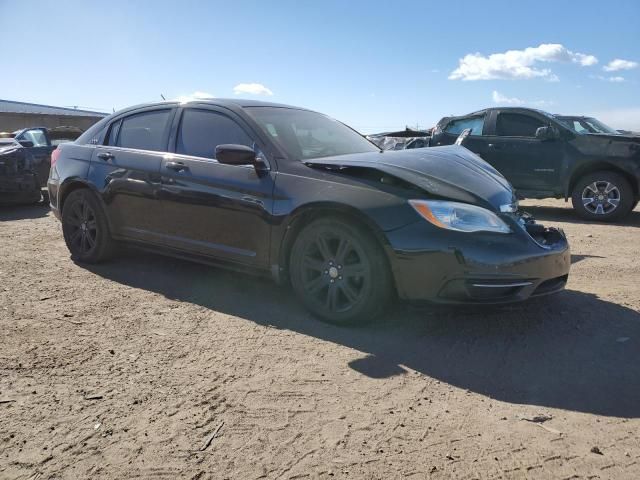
xmin=49 ymin=100 xmax=570 ymax=303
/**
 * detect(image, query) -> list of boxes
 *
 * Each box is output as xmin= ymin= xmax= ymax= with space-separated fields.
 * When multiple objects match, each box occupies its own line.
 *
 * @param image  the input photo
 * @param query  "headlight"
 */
xmin=409 ymin=200 xmax=511 ymax=233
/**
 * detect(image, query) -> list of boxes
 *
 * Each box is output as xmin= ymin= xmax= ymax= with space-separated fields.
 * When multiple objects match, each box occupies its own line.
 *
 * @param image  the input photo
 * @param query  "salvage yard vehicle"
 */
xmin=0 ymin=138 xmax=42 ymax=204
xmin=430 ymin=107 xmax=640 ymax=221
xmin=11 ymin=127 xmax=83 ymax=187
xmin=48 ymin=99 xmax=570 ymax=324
xmin=367 ymin=128 xmax=431 ymax=151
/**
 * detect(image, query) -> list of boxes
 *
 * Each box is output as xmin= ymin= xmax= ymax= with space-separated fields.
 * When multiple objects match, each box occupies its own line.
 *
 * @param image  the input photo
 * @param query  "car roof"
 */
xmin=439 ymin=106 xmax=552 ymax=122
xmin=112 ymin=98 xmax=315 ymax=117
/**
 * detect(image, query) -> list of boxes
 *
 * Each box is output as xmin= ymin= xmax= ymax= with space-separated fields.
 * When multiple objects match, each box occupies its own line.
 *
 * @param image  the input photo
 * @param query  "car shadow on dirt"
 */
xmin=86 ymin=251 xmax=640 ymax=419
xmin=0 ymin=203 xmax=50 ymax=221
xmin=523 ymin=204 xmax=640 ymax=228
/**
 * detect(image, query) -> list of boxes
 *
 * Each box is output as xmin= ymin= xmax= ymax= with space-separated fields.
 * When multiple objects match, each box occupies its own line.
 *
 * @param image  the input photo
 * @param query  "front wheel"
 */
xmin=289 ymin=218 xmax=392 ymax=326
xmin=571 ymin=171 xmax=634 ymax=222
xmin=61 ymin=189 xmax=115 ymax=263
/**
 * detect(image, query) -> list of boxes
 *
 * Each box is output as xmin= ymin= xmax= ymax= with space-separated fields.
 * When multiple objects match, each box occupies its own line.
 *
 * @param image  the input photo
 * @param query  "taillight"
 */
xmin=51 ymin=147 xmax=61 ymax=168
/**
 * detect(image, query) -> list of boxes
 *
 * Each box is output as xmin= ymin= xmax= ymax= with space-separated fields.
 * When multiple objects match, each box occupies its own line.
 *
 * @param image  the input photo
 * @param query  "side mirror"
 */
xmin=215 ymin=144 xmax=268 ymax=174
xmin=18 ymin=140 xmax=34 ymax=148
xmin=535 ymin=126 xmax=559 ymax=141
xmin=215 ymin=144 xmax=256 ymax=165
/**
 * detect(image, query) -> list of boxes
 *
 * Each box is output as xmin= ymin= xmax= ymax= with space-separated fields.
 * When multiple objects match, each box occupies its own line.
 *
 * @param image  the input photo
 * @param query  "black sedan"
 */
xmin=48 ymin=99 xmax=570 ymax=324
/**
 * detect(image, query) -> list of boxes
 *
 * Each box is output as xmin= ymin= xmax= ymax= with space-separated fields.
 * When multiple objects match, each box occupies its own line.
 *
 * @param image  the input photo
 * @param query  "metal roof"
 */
xmin=0 ymin=99 xmax=108 ymax=117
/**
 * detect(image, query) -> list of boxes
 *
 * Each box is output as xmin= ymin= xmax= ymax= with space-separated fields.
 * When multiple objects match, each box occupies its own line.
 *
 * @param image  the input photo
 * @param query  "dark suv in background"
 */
xmin=430 ymin=107 xmax=640 ymax=221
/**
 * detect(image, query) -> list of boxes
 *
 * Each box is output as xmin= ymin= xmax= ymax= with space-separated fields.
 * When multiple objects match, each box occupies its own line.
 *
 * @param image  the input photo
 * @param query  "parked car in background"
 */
xmin=367 ymin=128 xmax=431 ymax=151
xmin=430 ymin=107 xmax=640 ymax=221
xmin=0 ymin=138 xmax=42 ymax=204
xmin=11 ymin=126 xmax=83 ymax=187
xmin=48 ymin=99 xmax=570 ymax=325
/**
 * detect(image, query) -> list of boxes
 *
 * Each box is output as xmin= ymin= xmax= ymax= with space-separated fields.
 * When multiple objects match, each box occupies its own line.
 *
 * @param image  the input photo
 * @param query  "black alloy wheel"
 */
xmin=290 ymin=218 xmax=392 ymax=325
xmin=62 ymin=189 xmax=114 ymax=263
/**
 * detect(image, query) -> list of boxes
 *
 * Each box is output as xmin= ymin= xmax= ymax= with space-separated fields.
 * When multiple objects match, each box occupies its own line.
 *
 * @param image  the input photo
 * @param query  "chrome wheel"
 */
xmin=581 ymin=181 xmax=621 ymax=215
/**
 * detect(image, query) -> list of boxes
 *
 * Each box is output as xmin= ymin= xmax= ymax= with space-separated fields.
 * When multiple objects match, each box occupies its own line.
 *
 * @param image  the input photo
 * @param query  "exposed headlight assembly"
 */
xmin=409 ymin=200 xmax=511 ymax=234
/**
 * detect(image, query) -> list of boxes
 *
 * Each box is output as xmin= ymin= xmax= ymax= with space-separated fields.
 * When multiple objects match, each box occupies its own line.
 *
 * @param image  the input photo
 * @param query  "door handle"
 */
xmin=97 ymin=152 xmax=114 ymax=161
xmin=487 ymin=144 xmax=502 ymax=150
xmin=166 ymin=161 xmax=188 ymax=172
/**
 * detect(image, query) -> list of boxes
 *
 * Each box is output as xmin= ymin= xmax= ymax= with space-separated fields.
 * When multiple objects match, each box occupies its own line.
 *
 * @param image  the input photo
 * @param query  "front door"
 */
xmin=482 ymin=111 xmax=563 ymax=193
xmin=16 ymin=128 xmax=53 ymax=186
xmin=158 ymin=107 xmax=275 ymax=268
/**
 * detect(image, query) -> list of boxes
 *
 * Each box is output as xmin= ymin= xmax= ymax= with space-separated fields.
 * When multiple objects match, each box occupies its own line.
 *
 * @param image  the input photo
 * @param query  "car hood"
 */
xmin=582 ymin=133 xmax=640 ymax=143
xmin=305 ymin=145 xmax=517 ymax=212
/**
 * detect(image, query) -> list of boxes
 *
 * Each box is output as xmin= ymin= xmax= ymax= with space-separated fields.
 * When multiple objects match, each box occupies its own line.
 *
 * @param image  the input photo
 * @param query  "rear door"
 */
xmin=157 ymin=106 xmax=275 ymax=267
xmin=89 ymin=107 xmax=174 ymax=242
xmin=482 ymin=111 xmax=563 ymax=193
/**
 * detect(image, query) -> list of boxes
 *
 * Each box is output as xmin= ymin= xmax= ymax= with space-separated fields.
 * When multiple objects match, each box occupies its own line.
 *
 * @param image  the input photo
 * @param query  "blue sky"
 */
xmin=1 ymin=0 xmax=638 ymax=132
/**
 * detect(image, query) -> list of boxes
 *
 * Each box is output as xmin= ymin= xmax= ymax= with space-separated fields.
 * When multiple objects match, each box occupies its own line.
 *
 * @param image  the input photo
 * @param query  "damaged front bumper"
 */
xmin=385 ymin=213 xmax=570 ymax=304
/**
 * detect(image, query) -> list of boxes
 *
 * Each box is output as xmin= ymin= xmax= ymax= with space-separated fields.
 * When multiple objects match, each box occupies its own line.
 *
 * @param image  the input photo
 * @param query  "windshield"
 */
xmin=245 ymin=107 xmax=379 ymax=160
xmin=556 ymin=116 xmax=619 ymax=135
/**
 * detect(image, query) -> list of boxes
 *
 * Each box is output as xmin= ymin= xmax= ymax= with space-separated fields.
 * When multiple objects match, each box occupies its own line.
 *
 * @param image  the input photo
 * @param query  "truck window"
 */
xmin=496 ymin=113 xmax=544 ymax=138
xmin=18 ymin=129 xmax=49 ymax=147
xmin=444 ymin=116 xmax=484 ymax=136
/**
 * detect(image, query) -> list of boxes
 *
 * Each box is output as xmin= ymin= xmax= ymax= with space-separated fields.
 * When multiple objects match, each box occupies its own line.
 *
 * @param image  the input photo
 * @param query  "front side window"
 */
xmin=117 ymin=109 xmax=171 ymax=151
xmin=445 ymin=116 xmax=485 ymax=136
xmin=19 ymin=129 xmax=49 ymax=147
xmin=496 ymin=113 xmax=544 ymax=137
xmin=176 ymin=109 xmax=253 ymax=159
xmin=246 ymin=107 xmax=379 ymax=160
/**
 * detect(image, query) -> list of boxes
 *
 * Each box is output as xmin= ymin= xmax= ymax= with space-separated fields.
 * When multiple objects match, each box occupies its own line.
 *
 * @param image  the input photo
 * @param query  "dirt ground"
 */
xmin=1 ymin=198 xmax=639 ymax=480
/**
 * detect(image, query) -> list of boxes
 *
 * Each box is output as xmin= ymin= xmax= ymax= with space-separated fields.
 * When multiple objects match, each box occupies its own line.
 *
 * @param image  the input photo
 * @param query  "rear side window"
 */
xmin=496 ymin=113 xmax=544 ymax=137
xmin=117 ymin=110 xmax=171 ymax=151
xmin=176 ymin=109 xmax=253 ymax=159
xmin=445 ymin=116 xmax=484 ymax=135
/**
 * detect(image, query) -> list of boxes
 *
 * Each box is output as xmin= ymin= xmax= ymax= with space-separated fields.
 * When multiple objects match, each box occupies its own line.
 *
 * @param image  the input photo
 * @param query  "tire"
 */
xmin=61 ymin=189 xmax=115 ymax=263
xmin=289 ymin=217 xmax=392 ymax=325
xmin=571 ymin=171 xmax=634 ymax=222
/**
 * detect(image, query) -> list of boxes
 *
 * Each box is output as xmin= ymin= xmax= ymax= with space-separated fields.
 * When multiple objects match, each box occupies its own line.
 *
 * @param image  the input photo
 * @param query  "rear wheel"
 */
xmin=571 ymin=171 xmax=634 ymax=222
xmin=61 ymin=189 xmax=114 ymax=263
xmin=289 ymin=218 xmax=392 ymax=325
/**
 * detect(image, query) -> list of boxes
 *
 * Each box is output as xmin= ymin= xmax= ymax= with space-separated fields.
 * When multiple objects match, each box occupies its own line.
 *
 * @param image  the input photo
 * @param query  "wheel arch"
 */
xmin=566 ymin=162 xmax=639 ymax=200
xmin=58 ymin=179 xmax=114 ymax=232
xmin=274 ymin=202 xmax=397 ymax=294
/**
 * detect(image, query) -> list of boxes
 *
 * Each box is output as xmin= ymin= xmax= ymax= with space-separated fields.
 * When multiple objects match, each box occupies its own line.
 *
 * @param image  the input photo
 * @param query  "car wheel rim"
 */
xmin=66 ymin=199 xmax=97 ymax=254
xmin=299 ymin=231 xmax=370 ymax=314
xmin=581 ymin=181 xmax=621 ymax=215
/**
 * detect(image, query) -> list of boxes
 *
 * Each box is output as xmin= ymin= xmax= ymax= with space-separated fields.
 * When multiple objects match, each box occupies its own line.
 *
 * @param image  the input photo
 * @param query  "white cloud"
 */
xmin=492 ymin=90 xmax=525 ymax=105
xmin=449 ymin=43 xmax=598 ymax=81
xmin=591 ymin=74 xmax=626 ymax=83
xmin=175 ymin=91 xmax=215 ymax=102
xmin=492 ymin=90 xmax=553 ymax=108
xmin=603 ymin=59 xmax=638 ymax=72
xmin=587 ymin=107 xmax=640 ymax=131
xmin=233 ymin=83 xmax=273 ymax=96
